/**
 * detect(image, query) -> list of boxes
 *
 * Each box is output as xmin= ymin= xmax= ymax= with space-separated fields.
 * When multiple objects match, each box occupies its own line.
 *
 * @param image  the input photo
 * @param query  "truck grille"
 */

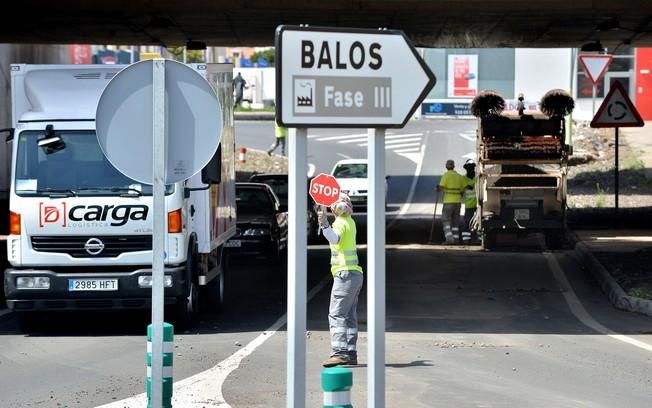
xmin=31 ymin=235 xmax=152 ymax=258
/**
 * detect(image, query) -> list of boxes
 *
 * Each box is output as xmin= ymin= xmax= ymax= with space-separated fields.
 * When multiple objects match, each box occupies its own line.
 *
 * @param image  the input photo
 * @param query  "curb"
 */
xmin=573 ymin=232 xmax=652 ymax=317
xmin=234 ymin=112 xmax=274 ymax=121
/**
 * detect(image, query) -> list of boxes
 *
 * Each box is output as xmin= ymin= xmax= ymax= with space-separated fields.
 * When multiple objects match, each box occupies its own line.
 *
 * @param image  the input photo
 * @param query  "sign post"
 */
xmin=590 ymin=80 xmax=644 ymax=213
xmin=96 ymin=59 xmax=222 ymax=408
xmin=579 ymin=54 xmax=613 ymax=117
xmin=276 ymin=25 xmax=435 ymax=408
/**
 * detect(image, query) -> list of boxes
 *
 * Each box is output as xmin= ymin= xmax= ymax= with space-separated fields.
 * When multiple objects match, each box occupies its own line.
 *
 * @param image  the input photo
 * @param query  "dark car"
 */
xmin=226 ymin=182 xmax=288 ymax=263
xmin=248 ymin=173 xmax=320 ymax=243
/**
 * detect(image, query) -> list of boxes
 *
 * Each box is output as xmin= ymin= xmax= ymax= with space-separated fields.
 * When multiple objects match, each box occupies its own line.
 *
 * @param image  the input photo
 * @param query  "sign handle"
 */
xmin=592 ymin=84 xmax=597 ymax=118
xmin=287 ymin=127 xmax=308 ymax=408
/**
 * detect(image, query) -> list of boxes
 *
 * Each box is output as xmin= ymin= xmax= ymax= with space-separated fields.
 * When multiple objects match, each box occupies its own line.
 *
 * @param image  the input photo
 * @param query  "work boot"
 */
xmin=348 ymin=352 xmax=358 ymax=365
xmin=322 ymin=355 xmax=350 ymax=367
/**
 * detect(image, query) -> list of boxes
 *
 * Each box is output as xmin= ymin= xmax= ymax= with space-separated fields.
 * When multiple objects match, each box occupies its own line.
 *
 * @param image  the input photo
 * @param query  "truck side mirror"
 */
xmin=0 ymin=128 xmax=14 ymax=142
xmin=201 ymin=144 xmax=222 ymax=185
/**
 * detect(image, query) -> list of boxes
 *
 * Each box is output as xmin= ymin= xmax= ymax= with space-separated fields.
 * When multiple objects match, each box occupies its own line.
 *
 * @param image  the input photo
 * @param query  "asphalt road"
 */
xmin=1 ymin=119 xmax=651 ymax=407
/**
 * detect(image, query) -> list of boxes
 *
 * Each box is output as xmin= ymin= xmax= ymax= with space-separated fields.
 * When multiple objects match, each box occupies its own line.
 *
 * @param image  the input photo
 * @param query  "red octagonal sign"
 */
xmin=309 ymin=173 xmax=341 ymax=206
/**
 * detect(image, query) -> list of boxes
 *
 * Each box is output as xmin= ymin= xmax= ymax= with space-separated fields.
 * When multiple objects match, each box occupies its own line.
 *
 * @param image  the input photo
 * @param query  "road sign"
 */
xmin=591 ymin=81 xmax=644 ymax=128
xmin=579 ymin=54 xmax=613 ymax=85
xmin=309 ymin=173 xmax=341 ymax=206
xmin=275 ymin=25 xmax=436 ymax=128
xmin=96 ymin=59 xmax=222 ymax=184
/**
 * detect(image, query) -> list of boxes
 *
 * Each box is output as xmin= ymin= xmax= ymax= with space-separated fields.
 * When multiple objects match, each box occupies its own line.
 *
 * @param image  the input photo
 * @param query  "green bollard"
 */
xmin=322 ymin=367 xmax=353 ymax=408
xmin=147 ymin=322 xmax=174 ymax=408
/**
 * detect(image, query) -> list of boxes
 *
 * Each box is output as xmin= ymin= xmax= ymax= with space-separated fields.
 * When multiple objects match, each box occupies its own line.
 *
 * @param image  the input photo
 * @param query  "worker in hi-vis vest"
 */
xmin=317 ymin=193 xmax=363 ymax=367
xmin=461 ymin=159 xmax=477 ymax=244
xmin=437 ymin=159 xmax=469 ymax=244
xmin=267 ymin=120 xmax=287 ymax=156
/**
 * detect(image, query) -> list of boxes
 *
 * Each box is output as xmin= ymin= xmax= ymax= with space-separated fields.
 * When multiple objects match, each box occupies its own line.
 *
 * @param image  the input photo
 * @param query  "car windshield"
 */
xmin=333 ymin=163 xmax=368 ymax=178
xmin=252 ymin=177 xmax=288 ymax=206
xmin=236 ymin=187 xmax=274 ymax=215
xmin=14 ymin=130 xmax=173 ymax=197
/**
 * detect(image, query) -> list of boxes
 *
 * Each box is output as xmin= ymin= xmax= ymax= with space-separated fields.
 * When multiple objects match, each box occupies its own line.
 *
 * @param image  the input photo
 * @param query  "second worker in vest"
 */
xmin=437 ymin=159 xmax=470 ymax=244
xmin=461 ymin=159 xmax=477 ymax=244
xmin=267 ymin=120 xmax=287 ymax=156
xmin=317 ymin=193 xmax=364 ymax=367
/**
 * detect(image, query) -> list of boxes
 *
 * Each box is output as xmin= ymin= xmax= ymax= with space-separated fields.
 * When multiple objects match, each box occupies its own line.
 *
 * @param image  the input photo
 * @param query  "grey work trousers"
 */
xmin=462 ymin=207 xmax=477 ymax=243
xmin=329 ymin=270 xmax=364 ymax=359
xmin=442 ymin=203 xmax=461 ymax=244
xmin=267 ymin=137 xmax=286 ymax=156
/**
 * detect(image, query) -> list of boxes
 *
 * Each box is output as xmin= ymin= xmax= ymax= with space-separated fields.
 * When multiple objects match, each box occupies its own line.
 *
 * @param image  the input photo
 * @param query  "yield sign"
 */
xmin=591 ymin=81 xmax=644 ymax=128
xmin=579 ymin=54 xmax=613 ymax=84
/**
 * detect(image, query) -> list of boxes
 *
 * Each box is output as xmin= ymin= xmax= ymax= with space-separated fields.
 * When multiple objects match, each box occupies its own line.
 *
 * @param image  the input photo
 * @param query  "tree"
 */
xmin=166 ymin=47 xmax=205 ymax=63
xmin=251 ymin=48 xmax=275 ymax=66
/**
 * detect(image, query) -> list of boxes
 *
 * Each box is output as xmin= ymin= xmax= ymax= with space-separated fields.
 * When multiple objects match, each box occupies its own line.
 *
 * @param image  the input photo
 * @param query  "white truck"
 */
xmin=3 ymin=63 xmax=236 ymax=326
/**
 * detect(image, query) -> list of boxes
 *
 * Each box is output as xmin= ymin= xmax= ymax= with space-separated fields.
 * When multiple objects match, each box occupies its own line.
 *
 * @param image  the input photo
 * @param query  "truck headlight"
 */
xmin=16 ymin=276 xmax=50 ymax=289
xmin=243 ymin=227 xmax=270 ymax=236
xmin=138 ymin=275 xmax=173 ymax=288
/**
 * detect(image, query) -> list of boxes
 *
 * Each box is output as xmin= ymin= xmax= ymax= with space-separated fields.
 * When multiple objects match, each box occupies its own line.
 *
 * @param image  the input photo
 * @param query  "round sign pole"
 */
xmin=367 ymin=127 xmax=386 ymax=408
xmin=150 ymin=58 xmax=166 ymax=408
xmin=287 ymin=127 xmax=308 ymax=408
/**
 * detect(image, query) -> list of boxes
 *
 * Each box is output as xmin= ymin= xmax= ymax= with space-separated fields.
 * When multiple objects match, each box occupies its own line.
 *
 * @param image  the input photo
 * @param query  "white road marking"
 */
xmin=462 ymin=152 xmax=477 ymax=160
xmin=384 ymin=137 xmax=422 ymax=145
xmin=336 ymin=152 xmax=352 ymax=159
xmin=385 ymin=133 xmax=424 ymax=138
xmin=307 ymin=163 xmax=316 ymax=178
xmin=393 ymin=147 xmax=421 ymax=153
xmin=98 ymin=276 xmax=332 ymax=408
xmin=307 ymin=134 xmax=323 ymax=139
xmin=458 ymin=132 xmax=476 ymax=142
xmin=388 ymin=145 xmax=426 ymax=228
xmin=337 ymin=137 xmax=368 ymax=144
xmin=385 ymin=142 xmax=422 ymax=150
xmin=315 ymin=133 xmax=367 ymax=141
xmin=543 ymin=250 xmax=652 ymax=353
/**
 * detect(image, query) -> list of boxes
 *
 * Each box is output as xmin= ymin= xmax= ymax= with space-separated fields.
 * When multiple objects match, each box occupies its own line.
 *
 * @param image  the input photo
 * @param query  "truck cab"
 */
xmin=4 ymin=64 xmax=236 ymax=327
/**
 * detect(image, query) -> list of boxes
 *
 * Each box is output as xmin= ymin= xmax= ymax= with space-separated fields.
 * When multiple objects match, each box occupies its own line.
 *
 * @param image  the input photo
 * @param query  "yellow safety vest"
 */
xmin=275 ymin=122 xmax=287 ymax=138
xmin=439 ymin=170 xmax=466 ymax=204
xmin=329 ymin=216 xmax=363 ymax=275
xmin=464 ymin=176 xmax=477 ymax=209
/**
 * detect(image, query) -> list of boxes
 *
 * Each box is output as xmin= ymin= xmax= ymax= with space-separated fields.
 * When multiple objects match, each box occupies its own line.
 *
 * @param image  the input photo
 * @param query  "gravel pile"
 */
xmin=567 ymin=121 xmax=652 ymax=209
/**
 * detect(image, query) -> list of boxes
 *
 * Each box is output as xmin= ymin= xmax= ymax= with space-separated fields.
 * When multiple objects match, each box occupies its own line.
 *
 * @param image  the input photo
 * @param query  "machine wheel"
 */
xmin=481 ymin=231 xmax=497 ymax=250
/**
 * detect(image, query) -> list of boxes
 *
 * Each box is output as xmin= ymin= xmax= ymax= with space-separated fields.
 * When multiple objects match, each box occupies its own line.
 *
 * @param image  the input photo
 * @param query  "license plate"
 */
xmin=69 ymin=279 xmax=118 ymax=291
xmin=225 ymin=239 xmax=241 ymax=248
xmin=514 ymin=209 xmax=530 ymax=220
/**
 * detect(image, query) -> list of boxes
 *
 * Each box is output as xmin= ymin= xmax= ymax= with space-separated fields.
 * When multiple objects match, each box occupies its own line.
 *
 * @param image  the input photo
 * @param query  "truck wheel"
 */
xmin=481 ymin=231 xmax=496 ymax=250
xmin=174 ymin=247 xmax=199 ymax=329
xmin=201 ymin=257 xmax=225 ymax=314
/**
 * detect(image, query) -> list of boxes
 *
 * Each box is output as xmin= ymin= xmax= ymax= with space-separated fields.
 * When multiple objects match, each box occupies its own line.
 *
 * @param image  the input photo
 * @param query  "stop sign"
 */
xmin=309 ymin=173 xmax=341 ymax=206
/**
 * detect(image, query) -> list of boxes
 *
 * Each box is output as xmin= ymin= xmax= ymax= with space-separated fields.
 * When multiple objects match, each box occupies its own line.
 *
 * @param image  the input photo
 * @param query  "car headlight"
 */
xmin=243 ymin=227 xmax=271 ymax=236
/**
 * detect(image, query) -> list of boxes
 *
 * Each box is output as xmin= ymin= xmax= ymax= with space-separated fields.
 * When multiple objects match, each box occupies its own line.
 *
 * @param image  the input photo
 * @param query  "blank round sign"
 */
xmin=96 ymin=59 xmax=222 ymax=184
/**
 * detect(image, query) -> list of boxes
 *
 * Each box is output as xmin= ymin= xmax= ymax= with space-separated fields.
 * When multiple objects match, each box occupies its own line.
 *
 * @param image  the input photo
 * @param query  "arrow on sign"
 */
xmin=579 ymin=54 xmax=613 ymax=85
xmin=276 ymin=25 xmax=437 ymax=128
xmin=591 ymin=81 xmax=644 ymax=128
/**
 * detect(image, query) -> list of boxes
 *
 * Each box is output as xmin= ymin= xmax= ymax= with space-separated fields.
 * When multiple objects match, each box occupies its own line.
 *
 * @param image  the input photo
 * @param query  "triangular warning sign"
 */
xmin=591 ymin=81 xmax=644 ymax=128
xmin=579 ymin=54 xmax=613 ymax=84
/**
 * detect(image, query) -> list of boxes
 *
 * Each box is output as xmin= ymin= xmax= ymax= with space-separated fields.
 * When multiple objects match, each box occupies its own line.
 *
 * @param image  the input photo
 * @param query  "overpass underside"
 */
xmin=3 ymin=1 xmax=652 ymax=48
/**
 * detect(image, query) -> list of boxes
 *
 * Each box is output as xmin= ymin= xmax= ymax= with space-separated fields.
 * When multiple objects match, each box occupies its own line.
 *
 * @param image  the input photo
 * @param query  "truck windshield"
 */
xmin=14 ymin=130 xmax=173 ymax=197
